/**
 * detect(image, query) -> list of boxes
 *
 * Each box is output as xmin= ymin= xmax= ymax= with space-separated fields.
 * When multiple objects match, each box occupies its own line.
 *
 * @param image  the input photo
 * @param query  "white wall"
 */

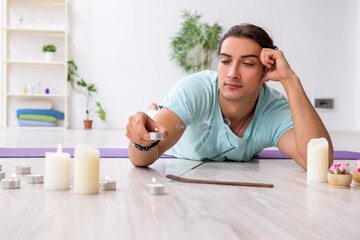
xmin=357 ymin=0 xmax=360 ymax=131
xmin=1 ymin=0 xmax=359 ymax=131
xmin=68 ymin=0 xmax=359 ymax=131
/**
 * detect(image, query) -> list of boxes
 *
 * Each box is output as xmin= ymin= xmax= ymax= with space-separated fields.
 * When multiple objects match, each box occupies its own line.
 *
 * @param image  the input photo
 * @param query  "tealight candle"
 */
xmin=146 ymin=177 xmax=165 ymax=195
xmin=0 ymin=171 xmax=5 ymax=180
xmin=45 ymin=143 xmax=71 ymax=190
xmin=2 ymin=173 xmax=20 ymax=189
xmin=16 ymin=164 xmax=31 ymax=175
xmin=149 ymin=128 xmax=165 ymax=140
xmin=99 ymin=176 xmax=116 ymax=191
xmin=26 ymin=174 xmax=43 ymax=184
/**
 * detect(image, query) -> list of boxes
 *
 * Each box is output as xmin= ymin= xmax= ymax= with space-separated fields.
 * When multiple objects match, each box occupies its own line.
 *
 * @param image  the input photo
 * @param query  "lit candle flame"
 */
xmin=105 ymin=176 xmax=109 ymax=182
xmin=57 ymin=143 xmax=62 ymax=153
xmin=11 ymin=172 xmax=16 ymax=179
xmin=152 ymin=177 xmax=156 ymax=183
xmin=155 ymin=128 xmax=158 ymax=132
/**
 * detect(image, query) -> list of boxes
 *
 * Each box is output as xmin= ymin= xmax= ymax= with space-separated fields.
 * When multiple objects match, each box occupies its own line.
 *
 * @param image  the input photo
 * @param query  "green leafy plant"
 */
xmin=42 ymin=44 xmax=57 ymax=52
xmin=67 ymin=60 xmax=106 ymax=121
xmin=170 ymin=10 xmax=223 ymax=73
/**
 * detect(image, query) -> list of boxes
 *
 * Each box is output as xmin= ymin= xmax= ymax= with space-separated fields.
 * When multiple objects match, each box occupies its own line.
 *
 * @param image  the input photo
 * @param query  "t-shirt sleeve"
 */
xmin=159 ymin=72 xmax=213 ymax=126
xmin=264 ymin=99 xmax=294 ymax=147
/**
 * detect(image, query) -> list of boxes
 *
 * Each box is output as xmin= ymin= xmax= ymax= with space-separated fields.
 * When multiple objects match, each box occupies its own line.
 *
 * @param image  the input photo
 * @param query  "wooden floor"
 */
xmin=0 ymin=129 xmax=359 ymax=240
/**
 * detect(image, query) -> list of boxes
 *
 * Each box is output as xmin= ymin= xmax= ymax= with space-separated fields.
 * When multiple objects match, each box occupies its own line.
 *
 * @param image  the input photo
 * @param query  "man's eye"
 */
xmin=221 ymin=60 xmax=230 ymax=64
xmin=243 ymin=62 xmax=254 ymax=66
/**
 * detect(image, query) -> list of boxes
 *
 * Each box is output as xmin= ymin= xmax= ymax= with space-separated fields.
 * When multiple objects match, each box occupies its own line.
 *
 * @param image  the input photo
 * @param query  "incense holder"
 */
xmin=353 ymin=171 xmax=360 ymax=186
xmin=327 ymin=173 xmax=352 ymax=188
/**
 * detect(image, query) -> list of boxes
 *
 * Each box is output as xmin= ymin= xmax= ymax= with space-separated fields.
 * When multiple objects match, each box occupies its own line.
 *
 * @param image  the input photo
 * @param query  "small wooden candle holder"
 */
xmin=327 ymin=173 xmax=353 ymax=188
xmin=353 ymin=171 xmax=360 ymax=186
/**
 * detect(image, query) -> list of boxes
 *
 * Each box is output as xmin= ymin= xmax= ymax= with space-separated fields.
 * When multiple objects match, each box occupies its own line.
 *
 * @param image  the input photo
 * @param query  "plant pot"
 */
xmin=353 ymin=171 xmax=360 ymax=186
xmin=327 ymin=173 xmax=353 ymax=188
xmin=43 ymin=51 xmax=55 ymax=61
xmin=84 ymin=120 xmax=93 ymax=129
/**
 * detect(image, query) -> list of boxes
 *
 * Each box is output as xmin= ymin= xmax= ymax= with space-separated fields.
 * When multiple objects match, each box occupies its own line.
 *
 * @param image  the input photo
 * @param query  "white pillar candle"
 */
xmin=73 ymin=145 xmax=100 ymax=194
xmin=307 ymin=137 xmax=329 ymax=182
xmin=45 ymin=143 xmax=71 ymax=190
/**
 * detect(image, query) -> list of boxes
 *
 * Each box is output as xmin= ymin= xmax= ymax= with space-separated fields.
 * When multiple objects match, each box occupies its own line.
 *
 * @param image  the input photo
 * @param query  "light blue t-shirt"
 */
xmin=160 ymin=70 xmax=294 ymax=161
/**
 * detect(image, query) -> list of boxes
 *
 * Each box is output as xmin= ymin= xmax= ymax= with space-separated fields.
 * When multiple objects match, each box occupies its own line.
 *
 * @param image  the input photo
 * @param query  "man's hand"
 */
xmin=126 ymin=112 xmax=168 ymax=147
xmin=126 ymin=108 xmax=185 ymax=167
xmin=258 ymin=48 xmax=296 ymax=88
xmin=257 ymin=49 xmax=334 ymax=170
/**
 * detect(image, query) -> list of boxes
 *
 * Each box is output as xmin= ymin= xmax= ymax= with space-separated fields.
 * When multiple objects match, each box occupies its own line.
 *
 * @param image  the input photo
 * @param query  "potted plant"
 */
xmin=169 ymin=10 xmax=223 ymax=73
xmin=353 ymin=159 xmax=360 ymax=186
xmin=327 ymin=163 xmax=353 ymax=188
xmin=42 ymin=44 xmax=57 ymax=61
xmin=67 ymin=60 xmax=106 ymax=129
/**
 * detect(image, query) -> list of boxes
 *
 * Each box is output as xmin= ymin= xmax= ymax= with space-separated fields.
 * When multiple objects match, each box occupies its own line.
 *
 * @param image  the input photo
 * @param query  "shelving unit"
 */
xmin=1 ymin=0 xmax=68 ymax=128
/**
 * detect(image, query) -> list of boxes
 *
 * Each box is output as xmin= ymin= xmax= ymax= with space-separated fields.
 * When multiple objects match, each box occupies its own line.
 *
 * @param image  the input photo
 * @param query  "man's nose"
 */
xmin=227 ymin=64 xmax=240 ymax=80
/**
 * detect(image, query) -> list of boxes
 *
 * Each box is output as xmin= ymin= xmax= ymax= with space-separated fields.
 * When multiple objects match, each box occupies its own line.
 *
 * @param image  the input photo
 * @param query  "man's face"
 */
xmin=218 ymin=37 xmax=264 ymax=102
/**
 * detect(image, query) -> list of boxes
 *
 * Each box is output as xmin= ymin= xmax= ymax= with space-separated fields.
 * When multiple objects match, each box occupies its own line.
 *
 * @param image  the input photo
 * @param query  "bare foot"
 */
xmin=147 ymin=103 xmax=158 ymax=111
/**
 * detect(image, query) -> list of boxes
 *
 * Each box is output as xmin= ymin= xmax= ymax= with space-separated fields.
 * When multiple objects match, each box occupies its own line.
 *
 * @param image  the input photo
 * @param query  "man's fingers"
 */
xmin=134 ymin=113 xmax=151 ymax=139
xmin=126 ymin=111 xmax=168 ymax=144
xmin=260 ymin=48 xmax=277 ymax=68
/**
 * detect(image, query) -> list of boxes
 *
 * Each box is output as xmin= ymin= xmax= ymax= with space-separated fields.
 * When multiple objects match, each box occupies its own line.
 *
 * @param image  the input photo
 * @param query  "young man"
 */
xmin=126 ymin=24 xmax=333 ymax=170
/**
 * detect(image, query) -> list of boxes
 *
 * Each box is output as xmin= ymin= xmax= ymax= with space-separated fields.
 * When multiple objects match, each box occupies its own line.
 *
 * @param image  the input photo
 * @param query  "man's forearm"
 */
xmin=281 ymin=75 xmax=334 ymax=166
xmin=128 ymin=142 xmax=160 ymax=167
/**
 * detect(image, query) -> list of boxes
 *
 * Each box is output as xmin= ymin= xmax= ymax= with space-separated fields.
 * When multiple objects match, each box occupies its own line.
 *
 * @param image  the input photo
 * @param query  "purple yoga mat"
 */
xmin=0 ymin=148 xmax=359 ymax=159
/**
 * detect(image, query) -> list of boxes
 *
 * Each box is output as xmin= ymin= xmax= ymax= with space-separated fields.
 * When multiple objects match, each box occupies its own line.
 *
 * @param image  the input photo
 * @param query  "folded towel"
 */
xmin=18 ymin=120 xmax=56 ymax=127
xmin=17 ymin=109 xmax=64 ymax=120
xmin=18 ymin=114 xmax=56 ymax=123
xmin=17 ymin=100 xmax=52 ymax=110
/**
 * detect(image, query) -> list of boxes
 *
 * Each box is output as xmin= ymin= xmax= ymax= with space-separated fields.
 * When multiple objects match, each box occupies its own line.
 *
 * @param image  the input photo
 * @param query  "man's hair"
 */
xmin=218 ymin=24 xmax=278 ymax=54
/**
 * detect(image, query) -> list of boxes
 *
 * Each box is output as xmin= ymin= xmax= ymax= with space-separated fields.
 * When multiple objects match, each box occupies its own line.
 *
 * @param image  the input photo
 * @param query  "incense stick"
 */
xmin=166 ymin=174 xmax=274 ymax=188
xmin=175 ymin=147 xmax=236 ymax=179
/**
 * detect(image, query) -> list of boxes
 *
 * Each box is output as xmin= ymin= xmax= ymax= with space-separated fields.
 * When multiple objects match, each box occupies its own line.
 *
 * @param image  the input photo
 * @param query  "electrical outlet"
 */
xmin=314 ymin=98 xmax=334 ymax=109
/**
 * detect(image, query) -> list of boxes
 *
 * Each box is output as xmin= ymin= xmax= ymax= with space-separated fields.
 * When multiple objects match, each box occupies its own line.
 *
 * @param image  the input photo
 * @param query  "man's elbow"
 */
xmin=130 ymin=159 xmax=151 ymax=167
xmin=129 ymin=156 xmax=157 ymax=167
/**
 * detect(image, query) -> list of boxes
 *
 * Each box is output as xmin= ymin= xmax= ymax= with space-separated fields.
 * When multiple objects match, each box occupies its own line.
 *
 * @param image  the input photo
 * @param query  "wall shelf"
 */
xmin=5 ymin=93 xmax=65 ymax=97
xmin=8 ymin=0 xmax=66 ymax=3
xmin=5 ymin=126 xmax=66 ymax=129
xmin=4 ymin=60 xmax=66 ymax=65
xmin=3 ymin=27 xmax=66 ymax=35
xmin=1 ymin=0 xmax=69 ymax=128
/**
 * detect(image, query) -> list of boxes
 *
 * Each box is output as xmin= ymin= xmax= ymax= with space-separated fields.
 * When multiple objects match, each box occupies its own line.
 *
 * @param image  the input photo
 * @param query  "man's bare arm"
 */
xmin=126 ymin=108 xmax=186 ymax=167
xmin=259 ymin=49 xmax=334 ymax=169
